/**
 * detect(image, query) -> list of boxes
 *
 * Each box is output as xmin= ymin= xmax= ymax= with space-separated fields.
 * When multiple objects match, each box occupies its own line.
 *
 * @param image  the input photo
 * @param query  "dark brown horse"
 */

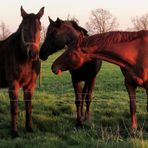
xmin=0 ymin=6 xmax=44 ymax=137
xmin=52 ymin=30 xmax=148 ymax=130
xmin=39 ymin=18 xmax=102 ymax=126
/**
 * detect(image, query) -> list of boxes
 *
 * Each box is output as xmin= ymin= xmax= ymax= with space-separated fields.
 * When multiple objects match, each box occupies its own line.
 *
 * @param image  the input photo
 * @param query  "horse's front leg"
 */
xmin=23 ymin=84 xmax=35 ymax=132
xmin=9 ymin=82 xmax=19 ymax=137
xmin=125 ymin=80 xmax=137 ymax=129
xmin=84 ymin=77 xmax=96 ymax=121
xmin=72 ymin=79 xmax=83 ymax=126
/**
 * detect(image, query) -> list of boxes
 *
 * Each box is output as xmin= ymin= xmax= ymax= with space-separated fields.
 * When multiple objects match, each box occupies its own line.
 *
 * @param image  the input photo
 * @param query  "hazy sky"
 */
xmin=1 ymin=0 xmax=148 ymax=32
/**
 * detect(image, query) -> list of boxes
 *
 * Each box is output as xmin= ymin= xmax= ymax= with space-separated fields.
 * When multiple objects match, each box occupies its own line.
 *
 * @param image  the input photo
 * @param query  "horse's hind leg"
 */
xmin=23 ymin=84 xmax=35 ymax=132
xmin=81 ymin=84 xmax=87 ymax=117
xmin=9 ymin=82 xmax=19 ymax=137
xmin=125 ymin=80 xmax=137 ymax=129
xmin=84 ymin=77 xmax=96 ymax=121
xmin=72 ymin=80 xmax=83 ymax=126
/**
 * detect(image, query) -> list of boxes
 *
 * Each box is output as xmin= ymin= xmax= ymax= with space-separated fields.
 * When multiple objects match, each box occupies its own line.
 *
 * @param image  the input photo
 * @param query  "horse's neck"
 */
xmin=86 ymin=39 xmax=144 ymax=85
xmin=0 ymin=30 xmax=21 ymax=53
xmin=84 ymin=37 xmax=138 ymax=67
xmin=0 ymin=39 xmax=6 ymax=49
xmin=0 ymin=34 xmax=13 ymax=52
xmin=105 ymin=40 xmax=139 ymax=66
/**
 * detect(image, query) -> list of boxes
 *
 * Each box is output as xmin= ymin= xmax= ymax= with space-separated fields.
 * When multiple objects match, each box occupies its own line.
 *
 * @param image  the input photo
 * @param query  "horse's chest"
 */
xmin=20 ymin=67 xmax=32 ymax=78
xmin=10 ymin=63 xmax=36 ymax=86
xmin=18 ymin=65 xmax=34 ymax=82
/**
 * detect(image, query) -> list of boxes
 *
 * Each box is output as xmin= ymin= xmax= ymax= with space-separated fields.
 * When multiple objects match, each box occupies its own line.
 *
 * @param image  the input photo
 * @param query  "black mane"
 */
xmin=65 ymin=20 xmax=88 ymax=36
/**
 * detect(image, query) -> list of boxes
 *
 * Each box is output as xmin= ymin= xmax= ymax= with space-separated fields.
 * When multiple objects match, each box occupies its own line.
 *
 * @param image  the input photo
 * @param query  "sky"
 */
xmin=0 ymin=0 xmax=148 ymax=32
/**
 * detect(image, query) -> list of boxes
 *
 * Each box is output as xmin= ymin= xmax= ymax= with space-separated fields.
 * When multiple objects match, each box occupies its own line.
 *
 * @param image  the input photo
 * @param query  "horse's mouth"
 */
xmin=40 ymin=56 xmax=48 ymax=61
xmin=39 ymin=54 xmax=48 ymax=61
xmin=56 ymin=69 xmax=62 ymax=75
xmin=27 ymin=50 xmax=39 ymax=61
xmin=51 ymin=65 xmax=62 ymax=75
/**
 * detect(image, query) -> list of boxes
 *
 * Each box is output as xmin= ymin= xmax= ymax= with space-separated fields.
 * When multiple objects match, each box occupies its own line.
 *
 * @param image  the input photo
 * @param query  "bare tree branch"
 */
xmin=131 ymin=13 xmax=148 ymax=30
xmin=0 ymin=21 xmax=11 ymax=40
xmin=41 ymin=25 xmax=47 ymax=44
xmin=86 ymin=8 xmax=118 ymax=34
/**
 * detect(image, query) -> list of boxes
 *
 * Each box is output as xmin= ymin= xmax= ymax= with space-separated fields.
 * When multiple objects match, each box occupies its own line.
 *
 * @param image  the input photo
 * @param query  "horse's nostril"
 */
xmin=28 ymin=50 xmax=32 ymax=56
xmin=28 ymin=50 xmax=33 ymax=58
xmin=57 ymin=69 xmax=62 ymax=75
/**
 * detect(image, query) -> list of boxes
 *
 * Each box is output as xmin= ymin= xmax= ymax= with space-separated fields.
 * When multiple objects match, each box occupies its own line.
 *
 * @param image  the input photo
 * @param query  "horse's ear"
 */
xmin=48 ymin=16 xmax=54 ymax=24
xmin=36 ymin=7 xmax=45 ymax=19
xmin=21 ymin=6 xmax=28 ymax=17
xmin=55 ymin=18 xmax=63 ymax=27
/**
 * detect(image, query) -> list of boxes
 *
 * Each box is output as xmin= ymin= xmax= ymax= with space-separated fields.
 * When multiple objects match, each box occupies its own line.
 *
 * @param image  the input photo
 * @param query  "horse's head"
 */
xmin=20 ymin=6 xmax=44 ymax=60
xmin=39 ymin=17 xmax=88 ymax=61
xmin=51 ymin=35 xmax=89 ymax=75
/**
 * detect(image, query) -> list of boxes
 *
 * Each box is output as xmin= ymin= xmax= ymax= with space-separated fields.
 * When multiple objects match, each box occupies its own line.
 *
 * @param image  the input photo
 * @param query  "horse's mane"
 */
xmin=65 ymin=20 xmax=88 ymax=36
xmin=82 ymin=30 xmax=148 ymax=47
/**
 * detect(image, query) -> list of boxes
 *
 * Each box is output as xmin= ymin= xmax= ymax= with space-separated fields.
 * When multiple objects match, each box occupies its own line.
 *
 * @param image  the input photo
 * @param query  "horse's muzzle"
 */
xmin=28 ymin=50 xmax=39 ymax=60
xmin=26 ymin=43 xmax=39 ymax=60
xmin=51 ymin=65 xmax=62 ymax=75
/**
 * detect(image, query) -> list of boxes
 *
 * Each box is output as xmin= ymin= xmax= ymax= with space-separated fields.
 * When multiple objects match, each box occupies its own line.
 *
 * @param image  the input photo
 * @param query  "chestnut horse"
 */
xmin=52 ymin=30 xmax=148 ymax=130
xmin=0 ymin=6 xmax=44 ymax=137
xmin=39 ymin=18 xmax=102 ymax=126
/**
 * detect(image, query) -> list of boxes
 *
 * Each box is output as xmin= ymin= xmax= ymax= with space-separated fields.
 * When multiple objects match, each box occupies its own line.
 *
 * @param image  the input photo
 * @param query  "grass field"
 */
xmin=0 ymin=51 xmax=148 ymax=148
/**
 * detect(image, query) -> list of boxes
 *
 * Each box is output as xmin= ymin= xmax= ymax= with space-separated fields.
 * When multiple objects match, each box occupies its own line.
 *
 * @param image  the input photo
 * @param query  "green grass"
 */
xmin=0 ymin=51 xmax=148 ymax=148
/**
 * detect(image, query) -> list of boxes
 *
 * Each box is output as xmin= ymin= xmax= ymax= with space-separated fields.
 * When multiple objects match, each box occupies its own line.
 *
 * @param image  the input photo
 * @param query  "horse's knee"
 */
xmin=11 ymin=130 xmax=19 ymax=138
xmin=75 ymin=100 xmax=81 ymax=108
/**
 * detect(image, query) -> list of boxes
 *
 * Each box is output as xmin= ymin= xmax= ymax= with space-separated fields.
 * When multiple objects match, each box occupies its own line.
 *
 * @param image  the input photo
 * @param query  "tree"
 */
xmin=40 ymin=25 xmax=47 ymax=44
xmin=0 ymin=22 xmax=11 ymax=40
xmin=86 ymin=8 xmax=118 ymax=34
xmin=131 ymin=13 xmax=148 ymax=31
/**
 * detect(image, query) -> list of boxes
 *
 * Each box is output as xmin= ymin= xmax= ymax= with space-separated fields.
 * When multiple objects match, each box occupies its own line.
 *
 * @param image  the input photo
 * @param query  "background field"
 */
xmin=0 ymin=51 xmax=147 ymax=148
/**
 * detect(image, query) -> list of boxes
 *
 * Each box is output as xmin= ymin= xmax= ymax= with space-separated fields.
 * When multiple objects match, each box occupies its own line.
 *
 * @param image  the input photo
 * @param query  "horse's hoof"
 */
xmin=84 ymin=112 xmax=91 ymax=121
xmin=76 ymin=121 xmax=83 ymax=128
xmin=84 ymin=115 xmax=90 ymax=121
xmin=11 ymin=130 xmax=19 ymax=138
xmin=26 ymin=127 xmax=33 ymax=133
xmin=130 ymin=128 xmax=137 ymax=138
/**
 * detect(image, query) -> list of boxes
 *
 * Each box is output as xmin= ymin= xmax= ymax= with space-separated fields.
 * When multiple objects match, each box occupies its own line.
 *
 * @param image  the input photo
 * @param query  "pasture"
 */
xmin=0 ymin=51 xmax=147 ymax=148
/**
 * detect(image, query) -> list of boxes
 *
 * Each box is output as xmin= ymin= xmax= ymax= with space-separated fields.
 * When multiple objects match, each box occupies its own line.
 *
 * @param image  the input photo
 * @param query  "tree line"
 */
xmin=1 ymin=8 xmax=148 ymax=40
xmin=86 ymin=8 xmax=148 ymax=34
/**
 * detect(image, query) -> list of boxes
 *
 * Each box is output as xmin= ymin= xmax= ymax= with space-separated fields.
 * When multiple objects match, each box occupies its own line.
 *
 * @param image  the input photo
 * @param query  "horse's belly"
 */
xmin=70 ymin=60 xmax=102 ymax=81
